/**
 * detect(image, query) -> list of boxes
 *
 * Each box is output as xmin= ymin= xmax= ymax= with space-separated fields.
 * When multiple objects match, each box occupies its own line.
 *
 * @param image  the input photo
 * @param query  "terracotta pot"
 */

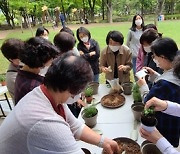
xmin=1 ymin=81 xmax=6 ymax=86
xmin=88 ymin=81 xmax=99 ymax=95
xmin=122 ymin=82 xmax=133 ymax=95
xmin=85 ymin=96 xmax=93 ymax=104
xmin=82 ymin=109 xmax=98 ymax=128
xmin=131 ymin=103 xmax=144 ymax=121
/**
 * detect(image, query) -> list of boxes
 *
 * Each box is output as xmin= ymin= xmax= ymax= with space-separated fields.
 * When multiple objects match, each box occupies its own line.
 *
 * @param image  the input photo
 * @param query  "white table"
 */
xmin=78 ymin=84 xmax=144 ymax=153
xmin=0 ymin=86 xmax=12 ymax=117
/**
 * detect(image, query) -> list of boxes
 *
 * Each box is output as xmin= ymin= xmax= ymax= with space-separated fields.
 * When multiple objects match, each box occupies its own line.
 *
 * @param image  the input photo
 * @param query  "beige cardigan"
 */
xmin=100 ymin=45 xmax=132 ymax=83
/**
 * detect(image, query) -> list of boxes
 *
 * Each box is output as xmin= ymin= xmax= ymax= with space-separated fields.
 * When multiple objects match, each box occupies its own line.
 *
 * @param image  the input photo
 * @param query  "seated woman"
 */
xmin=137 ymin=38 xmax=180 ymax=147
xmin=35 ymin=26 xmax=49 ymax=40
xmin=0 ymin=53 xmax=119 ymax=153
xmin=100 ymin=30 xmax=132 ymax=84
xmin=1 ymin=38 xmax=25 ymax=104
xmin=76 ymin=27 xmax=100 ymax=82
xmin=14 ymin=37 xmax=59 ymax=104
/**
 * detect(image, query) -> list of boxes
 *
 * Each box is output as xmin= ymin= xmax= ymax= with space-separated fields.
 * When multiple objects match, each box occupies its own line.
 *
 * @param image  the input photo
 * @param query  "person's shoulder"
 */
xmin=101 ymin=46 xmax=108 ymax=53
xmin=121 ymin=45 xmax=130 ymax=52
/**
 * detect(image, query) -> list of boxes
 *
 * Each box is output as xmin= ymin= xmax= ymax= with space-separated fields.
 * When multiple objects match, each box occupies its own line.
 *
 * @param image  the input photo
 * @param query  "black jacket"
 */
xmin=77 ymin=39 xmax=100 ymax=75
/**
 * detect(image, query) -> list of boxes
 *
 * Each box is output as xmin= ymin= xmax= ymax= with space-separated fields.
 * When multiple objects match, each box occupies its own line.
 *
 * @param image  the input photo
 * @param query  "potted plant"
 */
xmin=141 ymin=106 xmax=157 ymax=132
xmin=132 ymin=83 xmax=142 ymax=103
xmin=84 ymin=86 xmax=93 ymax=103
xmin=82 ymin=105 xmax=98 ymax=127
xmin=0 ymin=74 xmax=6 ymax=86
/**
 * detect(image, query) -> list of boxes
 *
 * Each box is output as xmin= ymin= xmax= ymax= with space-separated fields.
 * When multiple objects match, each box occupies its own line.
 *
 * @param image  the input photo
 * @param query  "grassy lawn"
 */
xmin=0 ymin=20 xmax=180 ymax=83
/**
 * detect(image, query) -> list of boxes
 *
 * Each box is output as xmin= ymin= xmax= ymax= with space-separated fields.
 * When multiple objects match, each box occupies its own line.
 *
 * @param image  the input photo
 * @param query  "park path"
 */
xmin=0 ymin=30 xmax=14 ymax=40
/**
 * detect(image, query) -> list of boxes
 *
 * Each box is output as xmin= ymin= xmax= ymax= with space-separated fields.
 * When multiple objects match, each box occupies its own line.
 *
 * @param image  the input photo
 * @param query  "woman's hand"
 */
xmin=143 ymin=67 xmax=156 ymax=76
xmin=145 ymin=97 xmax=168 ymax=111
xmin=118 ymin=65 xmax=127 ymax=71
xmin=139 ymin=127 xmax=163 ymax=144
xmin=89 ymin=51 xmax=96 ymax=56
xmin=79 ymin=51 xmax=84 ymax=55
xmin=102 ymin=67 xmax=112 ymax=73
xmin=137 ymin=77 xmax=146 ymax=87
xmin=103 ymin=138 xmax=119 ymax=154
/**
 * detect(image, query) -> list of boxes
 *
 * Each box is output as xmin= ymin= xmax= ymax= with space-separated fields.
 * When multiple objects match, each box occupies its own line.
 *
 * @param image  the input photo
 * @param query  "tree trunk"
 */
xmin=106 ymin=0 xmax=112 ymax=23
xmin=87 ymin=0 xmax=96 ymax=22
xmin=154 ymin=0 xmax=165 ymax=26
xmin=5 ymin=15 xmax=12 ymax=27
xmin=102 ymin=0 xmax=105 ymax=20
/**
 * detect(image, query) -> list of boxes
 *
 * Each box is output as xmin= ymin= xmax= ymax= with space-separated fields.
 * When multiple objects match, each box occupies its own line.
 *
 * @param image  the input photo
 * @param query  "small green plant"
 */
xmin=132 ymin=83 xmax=142 ymax=102
xmin=84 ymin=86 xmax=93 ymax=97
xmin=143 ymin=106 xmax=155 ymax=116
xmin=82 ymin=106 xmax=97 ymax=118
xmin=0 ymin=74 xmax=6 ymax=82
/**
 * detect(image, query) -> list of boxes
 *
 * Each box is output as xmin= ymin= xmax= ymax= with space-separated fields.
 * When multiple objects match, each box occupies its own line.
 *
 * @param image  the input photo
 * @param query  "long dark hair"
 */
xmin=130 ymin=14 xmax=145 ymax=31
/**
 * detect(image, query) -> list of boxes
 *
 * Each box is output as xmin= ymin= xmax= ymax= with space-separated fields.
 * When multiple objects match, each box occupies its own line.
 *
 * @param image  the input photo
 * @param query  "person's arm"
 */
xmin=126 ymin=30 xmax=132 ymax=47
xmin=80 ymin=126 xmax=119 ymax=154
xmin=65 ymin=105 xmax=119 ymax=153
xmin=163 ymin=101 xmax=180 ymax=117
xmin=136 ymin=46 xmax=144 ymax=72
xmin=140 ymin=127 xmax=179 ymax=154
xmin=99 ymin=47 xmax=110 ymax=73
xmin=145 ymin=97 xmax=180 ymax=117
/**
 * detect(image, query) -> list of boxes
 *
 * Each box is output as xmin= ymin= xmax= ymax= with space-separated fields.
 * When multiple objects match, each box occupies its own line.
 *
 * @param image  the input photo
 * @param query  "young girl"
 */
xmin=126 ymin=14 xmax=145 ymax=79
xmin=76 ymin=27 xmax=100 ymax=82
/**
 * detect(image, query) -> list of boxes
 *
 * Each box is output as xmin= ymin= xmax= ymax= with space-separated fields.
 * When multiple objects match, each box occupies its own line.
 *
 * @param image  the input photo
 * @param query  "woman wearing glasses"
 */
xmin=137 ymin=37 xmax=180 ymax=148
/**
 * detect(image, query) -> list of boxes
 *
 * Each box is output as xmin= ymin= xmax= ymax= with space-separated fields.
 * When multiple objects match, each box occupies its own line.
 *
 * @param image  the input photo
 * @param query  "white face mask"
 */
xmin=143 ymin=46 xmax=151 ymax=53
xmin=81 ymin=36 xmax=89 ymax=43
xmin=135 ymin=19 xmax=142 ymax=26
xmin=43 ymin=36 xmax=49 ymax=40
xmin=153 ymin=58 xmax=160 ymax=67
xmin=109 ymin=45 xmax=120 ymax=52
xmin=39 ymin=66 xmax=50 ymax=76
xmin=65 ymin=93 xmax=81 ymax=105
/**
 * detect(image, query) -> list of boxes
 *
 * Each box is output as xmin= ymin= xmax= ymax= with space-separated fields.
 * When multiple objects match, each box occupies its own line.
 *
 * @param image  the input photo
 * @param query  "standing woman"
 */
xmin=76 ymin=27 xmax=100 ymax=82
xmin=35 ymin=26 xmax=49 ymax=40
xmin=126 ymin=14 xmax=145 ymax=79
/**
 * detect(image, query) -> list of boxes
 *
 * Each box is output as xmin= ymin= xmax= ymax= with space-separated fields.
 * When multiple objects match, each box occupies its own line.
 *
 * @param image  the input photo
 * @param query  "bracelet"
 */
xmin=98 ymin=135 xmax=104 ymax=147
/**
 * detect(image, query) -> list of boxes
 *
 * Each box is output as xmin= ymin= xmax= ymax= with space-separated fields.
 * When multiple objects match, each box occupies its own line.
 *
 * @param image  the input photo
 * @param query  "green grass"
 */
xmin=1 ymin=20 xmax=180 ymax=83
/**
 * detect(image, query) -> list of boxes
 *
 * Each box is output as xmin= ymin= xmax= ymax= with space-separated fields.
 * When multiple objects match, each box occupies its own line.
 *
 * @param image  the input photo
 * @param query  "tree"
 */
xmin=0 ymin=0 xmax=14 ymax=28
xmin=87 ymin=0 xmax=96 ymax=22
xmin=105 ymin=0 xmax=112 ymax=23
xmin=154 ymin=0 xmax=165 ymax=26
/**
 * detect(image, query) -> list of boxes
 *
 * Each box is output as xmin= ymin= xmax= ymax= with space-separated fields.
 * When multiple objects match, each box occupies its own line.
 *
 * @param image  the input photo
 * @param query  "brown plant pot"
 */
xmin=1 ymin=81 xmax=6 ymax=86
xmin=85 ymin=96 xmax=93 ymax=104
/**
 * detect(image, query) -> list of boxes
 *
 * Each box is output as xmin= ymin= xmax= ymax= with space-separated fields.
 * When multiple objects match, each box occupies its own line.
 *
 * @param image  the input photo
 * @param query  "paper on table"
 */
xmin=130 ymin=120 xmax=138 ymax=141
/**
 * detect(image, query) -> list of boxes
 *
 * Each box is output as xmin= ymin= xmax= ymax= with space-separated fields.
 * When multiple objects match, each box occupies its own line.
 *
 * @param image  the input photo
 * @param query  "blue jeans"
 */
xmin=94 ymin=74 xmax=99 ymax=83
xmin=132 ymin=57 xmax=138 ymax=81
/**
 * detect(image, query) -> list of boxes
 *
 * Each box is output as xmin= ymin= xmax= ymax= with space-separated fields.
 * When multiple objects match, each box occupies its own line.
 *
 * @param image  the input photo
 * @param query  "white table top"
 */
xmin=0 ymin=86 xmax=8 ymax=95
xmin=78 ymin=84 xmax=144 ymax=153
